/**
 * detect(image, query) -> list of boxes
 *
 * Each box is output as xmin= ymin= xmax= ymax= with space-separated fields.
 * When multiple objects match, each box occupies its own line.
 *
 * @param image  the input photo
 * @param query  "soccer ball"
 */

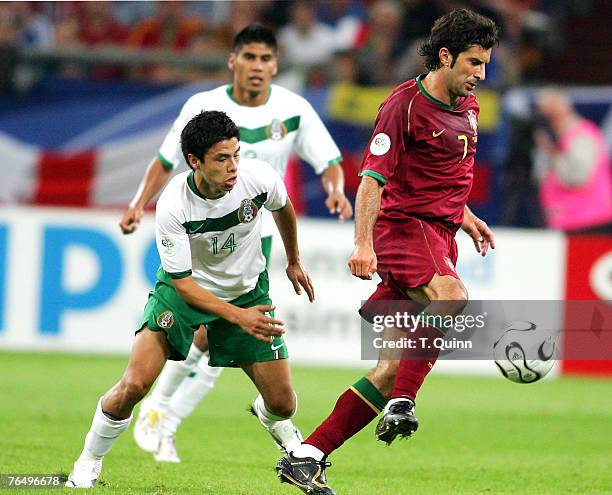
xmin=493 ymin=320 xmax=557 ymax=384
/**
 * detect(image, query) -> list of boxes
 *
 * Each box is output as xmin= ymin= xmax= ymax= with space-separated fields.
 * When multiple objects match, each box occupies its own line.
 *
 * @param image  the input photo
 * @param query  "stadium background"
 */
xmin=0 ymin=1 xmax=610 ymax=493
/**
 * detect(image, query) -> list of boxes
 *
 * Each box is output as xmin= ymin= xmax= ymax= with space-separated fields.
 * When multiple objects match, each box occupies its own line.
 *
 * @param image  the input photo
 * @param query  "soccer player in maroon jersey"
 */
xmin=276 ymin=9 xmax=499 ymax=494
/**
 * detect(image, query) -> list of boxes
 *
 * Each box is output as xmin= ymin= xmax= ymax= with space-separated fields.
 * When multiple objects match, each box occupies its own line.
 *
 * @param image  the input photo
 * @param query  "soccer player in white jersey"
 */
xmin=120 ymin=24 xmax=352 ymax=462
xmin=66 ymin=111 xmax=314 ymax=488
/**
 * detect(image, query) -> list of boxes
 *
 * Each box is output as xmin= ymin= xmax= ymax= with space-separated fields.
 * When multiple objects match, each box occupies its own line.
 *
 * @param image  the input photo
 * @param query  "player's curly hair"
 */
xmin=181 ymin=111 xmax=240 ymax=169
xmin=419 ymin=9 xmax=500 ymax=71
xmin=232 ymin=23 xmax=278 ymax=53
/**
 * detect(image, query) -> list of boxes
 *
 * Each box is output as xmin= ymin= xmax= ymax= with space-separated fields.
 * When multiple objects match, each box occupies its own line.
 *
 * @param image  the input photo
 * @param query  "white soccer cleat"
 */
xmin=133 ymin=403 xmax=163 ymax=453
xmin=153 ymin=435 xmax=181 ymax=463
xmin=65 ymin=458 xmax=103 ymax=488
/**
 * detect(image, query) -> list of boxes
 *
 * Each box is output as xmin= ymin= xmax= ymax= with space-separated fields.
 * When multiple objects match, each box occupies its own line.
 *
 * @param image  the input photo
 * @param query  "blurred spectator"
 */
xmin=534 ymin=89 xmax=612 ymax=233
xmin=54 ymin=2 xmax=127 ymax=80
xmin=499 ymin=92 xmax=543 ymax=227
xmin=278 ymin=1 xmax=337 ymax=67
xmin=354 ymin=0 xmax=403 ymax=85
xmin=126 ymin=1 xmax=205 ymax=81
xmin=0 ymin=3 xmax=18 ymax=93
xmin=315 ymin=0 xmax=365 ymax=49
xmin=218 ymin=1 xmax=267 ymax=43
xmin=259 ymin=1 xmax=292 ymax=30
xmin=396 ymin=0 xmax=444 ymax=49
xmin=9 ymin=2 xmax=55 ymax=48
xmin=75 ymin=2 xmax=127 ymax=47
xmin=328 ymin=49 xmax=361 ymax=83
xmin=127 ymin=1 xmax=203 ymax=50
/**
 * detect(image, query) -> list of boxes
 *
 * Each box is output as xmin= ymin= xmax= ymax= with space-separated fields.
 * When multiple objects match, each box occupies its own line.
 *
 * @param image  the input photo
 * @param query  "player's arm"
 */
xmin=120 ymin=157 xmax=172 ymax=234
xmin=171 ymin=276 xmax=284 ymax=342
xmin=348 ymin=175 xmax=384 ymax=279
xmin=321 ymin=164 xmax=353 ymax=221
xmin=461 ymin=205 xmax=495 ymax=256
xmin=272 ymin=199 xmax=315 ymax=302
xmin=295 ymin=99 xmax=353 ymax=220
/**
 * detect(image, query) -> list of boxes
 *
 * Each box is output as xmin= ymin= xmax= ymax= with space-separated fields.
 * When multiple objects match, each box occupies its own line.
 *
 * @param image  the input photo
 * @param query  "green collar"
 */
xmin=187 ymin=170 xmax=227 ymax=201
xmin=226 ymin=84 xmax=272 ymax=106
xmin=416 ymin=74 xmax=456 ymax=110
xmin=187 ymin=171 xmax=207 ymax=200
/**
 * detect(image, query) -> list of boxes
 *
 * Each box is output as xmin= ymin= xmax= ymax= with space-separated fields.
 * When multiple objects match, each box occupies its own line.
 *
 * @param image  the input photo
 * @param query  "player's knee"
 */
xmin=265 ymin=390 xmax=297 ymax=418
xmin=120 ymin=376 xmax=152 ymax=403
xmin=430 ymin=279 xmax=469 ymax=312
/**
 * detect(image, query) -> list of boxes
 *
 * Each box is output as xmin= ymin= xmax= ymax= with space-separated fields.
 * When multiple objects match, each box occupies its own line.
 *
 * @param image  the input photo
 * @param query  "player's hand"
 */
xmin=533 ymin=129 xmax=556 ymax=155
xmin=325 ymin=191 xmax=353 ymax=221
xmin=235 ymin=305 xmax=285 ymax=342
xmin=119 ymin=205 xmax=143 ymax=234
xmin=348 ymin=243 xmax=377 ymax=280
xmin=461 ymin=210 xmax=495 ymax=256
xmin=286 ymin=262 xmax=315 ymax=302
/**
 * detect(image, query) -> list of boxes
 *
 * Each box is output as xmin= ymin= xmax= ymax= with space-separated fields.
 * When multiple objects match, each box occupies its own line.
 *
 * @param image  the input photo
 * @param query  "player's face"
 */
xmin=228 ymin=43 xmax=278 ymax=94
xmin=446 ymin=45 xmax=491 ymax=98
xmin=192 ymin=138 xmax=240 ymax=198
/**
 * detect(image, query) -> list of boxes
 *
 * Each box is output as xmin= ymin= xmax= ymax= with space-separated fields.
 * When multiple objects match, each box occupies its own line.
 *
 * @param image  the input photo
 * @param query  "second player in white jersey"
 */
xmin=158 ymin=84 xmax=341 ymax=237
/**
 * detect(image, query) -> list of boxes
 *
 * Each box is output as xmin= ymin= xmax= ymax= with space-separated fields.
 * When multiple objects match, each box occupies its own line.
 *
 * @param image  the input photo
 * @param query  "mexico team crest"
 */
xmin=266 ymin=119 xmax=287 ymax=141
xmin=467 ymin=110 xmax=478 ymax=135
xmin=156 ymin=310 xmax=174 ymax=329
xmin=238 ymin=198 xmax=259 ymax=224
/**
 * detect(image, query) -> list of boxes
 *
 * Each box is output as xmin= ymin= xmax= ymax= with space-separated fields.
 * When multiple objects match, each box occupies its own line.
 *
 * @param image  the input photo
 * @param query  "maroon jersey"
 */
xmin=359 ymin=74 xmax=480 ymax=231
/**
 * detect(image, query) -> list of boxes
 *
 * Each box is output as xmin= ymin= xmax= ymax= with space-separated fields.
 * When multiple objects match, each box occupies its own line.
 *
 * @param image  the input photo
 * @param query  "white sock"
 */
xmin=383 ymin=397 xmax=411 ymax=413
xmin=160 ymin=355 xmax=223 ymax=437
xmin=252 ymin=393 xmax=295 ymax=427
xmin=147 ymin=344 xmax=204 ymax=412
xmin=292 ymin=444 xmax=324 ymax=461
xmin=79 ymin=398 xmax=132 ymax=461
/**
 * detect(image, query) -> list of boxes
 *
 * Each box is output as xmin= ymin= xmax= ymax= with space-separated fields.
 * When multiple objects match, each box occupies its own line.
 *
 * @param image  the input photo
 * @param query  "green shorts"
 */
xmin=137 ymin=267 xmax=288 ymax=366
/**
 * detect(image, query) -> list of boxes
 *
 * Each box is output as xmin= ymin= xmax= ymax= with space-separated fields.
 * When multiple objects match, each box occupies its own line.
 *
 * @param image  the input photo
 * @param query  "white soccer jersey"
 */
xmin=156 ymin=158 xmax=287 ymax=301
xmin=158 ymin=84 xmax=342 ymax=236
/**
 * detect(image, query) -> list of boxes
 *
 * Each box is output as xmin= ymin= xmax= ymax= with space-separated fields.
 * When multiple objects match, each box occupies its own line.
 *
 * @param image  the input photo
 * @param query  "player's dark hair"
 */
xmin=419 ymin=9 xmax=500 ymax=71
xmin=181 ymin=111 xmax=240 ymax=168
xmin=232 ymin=23 xmax=278 ymax=53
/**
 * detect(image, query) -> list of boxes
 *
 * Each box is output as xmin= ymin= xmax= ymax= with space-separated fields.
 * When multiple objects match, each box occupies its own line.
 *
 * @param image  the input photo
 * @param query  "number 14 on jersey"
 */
xmin=211 ymin=233 xmax=237 ymax=254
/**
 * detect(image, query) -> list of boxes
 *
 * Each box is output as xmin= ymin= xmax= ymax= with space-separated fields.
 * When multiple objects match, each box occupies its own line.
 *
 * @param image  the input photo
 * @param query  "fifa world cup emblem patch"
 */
xmin=157 ymin=310 xmax=174 ymax=329
xmin=266 ymin=119 xmax=287 ymax=141
xmin=238 ymin=198 xmax=258 ymax=224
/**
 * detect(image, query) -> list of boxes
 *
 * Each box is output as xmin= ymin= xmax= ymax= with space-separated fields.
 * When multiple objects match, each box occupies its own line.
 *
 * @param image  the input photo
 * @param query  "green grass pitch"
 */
xmin=1 ymin=352 xmax=611 ymax=494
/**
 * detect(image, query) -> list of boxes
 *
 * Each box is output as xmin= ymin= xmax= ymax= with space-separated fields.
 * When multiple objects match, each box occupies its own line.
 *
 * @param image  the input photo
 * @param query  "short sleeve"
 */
xmin=155 ymin=194 xmax=192 ymax=278
xmin=264 ymin=167 xmax=288 ymax=212
xmin=158 ymin=95 xmax=201 ymax=171
xmin=358 ymin=97 xmax=409 ymax=185
xmin=294 ymin=99 xmax=343 ymax=174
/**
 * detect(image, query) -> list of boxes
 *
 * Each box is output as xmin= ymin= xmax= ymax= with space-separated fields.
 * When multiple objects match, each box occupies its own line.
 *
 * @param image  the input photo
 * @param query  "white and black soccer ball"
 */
xmin=493 ymin=320 xmax=557 ymax=384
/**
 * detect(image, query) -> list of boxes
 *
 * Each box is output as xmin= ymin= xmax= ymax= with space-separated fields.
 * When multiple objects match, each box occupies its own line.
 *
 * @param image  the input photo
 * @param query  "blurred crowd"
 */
xmin=0 ymin=0 xmax=595 ymax=87
xmin=0 ymin=0 xmax=610 ymax=232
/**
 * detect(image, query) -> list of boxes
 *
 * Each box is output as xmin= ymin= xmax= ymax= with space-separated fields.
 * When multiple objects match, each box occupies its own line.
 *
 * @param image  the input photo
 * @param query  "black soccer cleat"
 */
xmin=276 ymin=453 xmax=336 ymax=495
xmin=375 ymin=398 xmax=419 ymax=445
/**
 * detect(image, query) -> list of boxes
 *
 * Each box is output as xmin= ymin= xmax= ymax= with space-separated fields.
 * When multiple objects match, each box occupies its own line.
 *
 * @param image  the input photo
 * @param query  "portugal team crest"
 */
xmin=156 ymin=310 xmax=174 ymax=329
xmin=467 ymin=109 xmax=478 ymax=135
xmin=266 ymin=119 xmax=287 ymax=141
xmin=238 ymin=198 xmax=259 ymax=224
